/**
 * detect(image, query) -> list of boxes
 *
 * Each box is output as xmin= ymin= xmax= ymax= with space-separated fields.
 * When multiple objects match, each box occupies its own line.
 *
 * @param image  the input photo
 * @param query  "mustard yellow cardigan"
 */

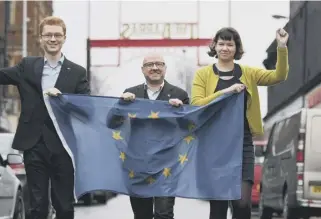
xmin=191 ymin=47 xmax=289 ymax=136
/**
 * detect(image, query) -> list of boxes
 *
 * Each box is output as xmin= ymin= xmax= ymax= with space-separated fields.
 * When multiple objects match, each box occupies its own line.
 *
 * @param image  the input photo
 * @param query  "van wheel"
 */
xmin=283 ymin=192 xmax=298 ymax=219
xmin=259 ymin=192 xmax=273 ymax=219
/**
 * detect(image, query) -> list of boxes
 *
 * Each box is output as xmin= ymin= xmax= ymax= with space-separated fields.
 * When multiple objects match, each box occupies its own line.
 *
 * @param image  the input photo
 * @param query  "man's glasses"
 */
xmin=41 ymin=33 xmax=65 ymax=40
xmin=143 ymin=62 xmax=165 ymax=69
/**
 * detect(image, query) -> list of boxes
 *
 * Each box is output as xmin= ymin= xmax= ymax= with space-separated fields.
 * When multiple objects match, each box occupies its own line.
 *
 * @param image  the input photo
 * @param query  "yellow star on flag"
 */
xmin=119 ymin=152 xmax=126 ymax=162
xmin=128 ymin=113 xmax=137 ymax=118
xmin=129 ymin=170 xmax=135 ymax=178
xmin=146 ymin=176 xmax=156 ymax=184
xmin=184 ymin=135 xmax=194 ymax=144
xmin=112 ymin=131 xmax=123 ymax=140
xmin=188 ymin=122 xmax=196 ymax=131
xmin=178 ymin=154 xmax=188 ymax=165
xmin=163 ymin=168 xmax=171 ymax=178
xmin=148 ymin=111 xmax=159 ymax=119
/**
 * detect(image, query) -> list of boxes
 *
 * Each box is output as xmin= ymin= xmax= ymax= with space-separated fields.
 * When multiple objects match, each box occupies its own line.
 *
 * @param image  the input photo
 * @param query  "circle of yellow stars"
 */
xmin=112 ymin=113 xmax=196 ymax=185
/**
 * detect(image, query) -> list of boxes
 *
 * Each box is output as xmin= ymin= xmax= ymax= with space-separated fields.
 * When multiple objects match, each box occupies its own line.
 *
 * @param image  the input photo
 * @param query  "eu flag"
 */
xmin=44 ymin=92 xmax=244 ymax=201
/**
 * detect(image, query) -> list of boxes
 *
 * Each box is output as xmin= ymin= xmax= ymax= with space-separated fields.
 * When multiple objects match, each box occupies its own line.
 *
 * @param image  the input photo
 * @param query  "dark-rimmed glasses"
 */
xmin=143 ymin=62 xmax=165 ymax=69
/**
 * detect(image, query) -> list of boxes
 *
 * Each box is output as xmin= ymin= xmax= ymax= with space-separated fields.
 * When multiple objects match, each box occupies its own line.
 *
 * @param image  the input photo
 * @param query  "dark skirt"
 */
xmin=242 ymin=137 xmax=254 ymax=184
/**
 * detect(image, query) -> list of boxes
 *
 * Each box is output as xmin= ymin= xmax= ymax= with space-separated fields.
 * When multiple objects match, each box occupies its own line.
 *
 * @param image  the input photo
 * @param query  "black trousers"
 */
xmin=130 ymin=196 xmax=175 ymax=219
xmin=23 ymin=137 xmax=75 ymax=219
xmin=209 ymin=181 xmax=252 ymax=219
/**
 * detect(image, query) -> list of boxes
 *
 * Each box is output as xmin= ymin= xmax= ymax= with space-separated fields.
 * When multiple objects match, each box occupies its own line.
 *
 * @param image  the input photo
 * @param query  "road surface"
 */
xmin=75 ymin=195 xmax=253 ymax=219
xmin=74 ymin=195 xmax=321 ymax=219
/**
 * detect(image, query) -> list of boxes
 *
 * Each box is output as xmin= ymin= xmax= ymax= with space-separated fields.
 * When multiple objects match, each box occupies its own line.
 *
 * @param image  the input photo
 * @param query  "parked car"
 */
xmin=259 ymin=108 xmax=321 ymax=219
xmin=0 ymin=152 xmax=25 ymax=219
xmin=0 ymin=133 xmax=56 ymax=219
xmin=0 ymin=133 xmax=30 ymax=218
xmin=252 ymin=140 xmax=266 ymax=207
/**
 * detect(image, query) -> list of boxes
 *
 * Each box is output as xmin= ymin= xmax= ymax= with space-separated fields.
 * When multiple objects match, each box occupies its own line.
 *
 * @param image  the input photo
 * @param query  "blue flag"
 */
xmin=44 ymin=92 xmax=244 ymax=200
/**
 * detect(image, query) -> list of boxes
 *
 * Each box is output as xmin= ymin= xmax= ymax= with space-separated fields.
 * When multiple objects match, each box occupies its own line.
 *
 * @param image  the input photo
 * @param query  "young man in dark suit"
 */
xmin=121 ymin=53 xmax=189 ymax=219
xmin=0 ymin=16 xmax=90 ymax=219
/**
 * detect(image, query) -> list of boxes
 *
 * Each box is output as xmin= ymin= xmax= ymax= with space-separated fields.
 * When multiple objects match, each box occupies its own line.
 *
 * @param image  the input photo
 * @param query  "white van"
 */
xmin=259 ymin=108 xmax=321 ymax=219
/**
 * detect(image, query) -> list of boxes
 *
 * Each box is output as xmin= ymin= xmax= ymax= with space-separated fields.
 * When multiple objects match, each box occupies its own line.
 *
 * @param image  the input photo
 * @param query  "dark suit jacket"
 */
xmin=0 ymin=56 xmax=90 ymax=152
xmin=124 ymin=80 xmax=189 ymax=103
xmin=107 ymin=80 xmax=189 ymax=129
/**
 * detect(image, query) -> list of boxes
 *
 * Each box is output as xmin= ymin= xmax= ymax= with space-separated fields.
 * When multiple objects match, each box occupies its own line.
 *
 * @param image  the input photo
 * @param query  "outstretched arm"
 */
xmin=0 ymin=58 xmax=24 ymax=85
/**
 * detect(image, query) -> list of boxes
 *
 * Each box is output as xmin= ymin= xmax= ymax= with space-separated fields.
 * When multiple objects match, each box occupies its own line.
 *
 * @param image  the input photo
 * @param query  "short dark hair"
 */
xmin=207 ymin=27 xmax=244 ymax=60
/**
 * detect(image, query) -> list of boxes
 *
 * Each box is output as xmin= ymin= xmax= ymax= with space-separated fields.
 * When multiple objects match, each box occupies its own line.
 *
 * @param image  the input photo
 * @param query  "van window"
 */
xmin=272 ymin=121 xmax=283 ymax=147
xmin=273 ymin=113 xmax=300 ymax=155
xmin=273 ymin=120 xmax=287 ymax=155
xmin=310 ymin=116 xmax=321 ymax=153
xmin=265 ymin=123 xmax=280 ymax=156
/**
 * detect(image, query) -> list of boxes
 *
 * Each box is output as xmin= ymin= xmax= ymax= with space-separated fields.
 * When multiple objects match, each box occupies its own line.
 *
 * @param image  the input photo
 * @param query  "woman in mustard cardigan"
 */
xmin=191 ymin=27 xmax=289 ymax=219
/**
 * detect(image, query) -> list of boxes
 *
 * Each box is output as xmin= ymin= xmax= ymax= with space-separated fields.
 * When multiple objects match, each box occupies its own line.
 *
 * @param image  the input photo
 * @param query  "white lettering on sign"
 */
xmin=120 ymin=23 xmax=198 ymax=39
xmin=120 ymin=47 xmax=192 ymax=64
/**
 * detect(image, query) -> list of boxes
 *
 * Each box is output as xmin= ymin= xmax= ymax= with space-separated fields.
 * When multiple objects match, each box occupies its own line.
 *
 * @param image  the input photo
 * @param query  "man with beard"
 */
xmin=0 ymin=16 xmax=90 ymax=219
xmin=121 ymin=53 xmax=189 ymax=219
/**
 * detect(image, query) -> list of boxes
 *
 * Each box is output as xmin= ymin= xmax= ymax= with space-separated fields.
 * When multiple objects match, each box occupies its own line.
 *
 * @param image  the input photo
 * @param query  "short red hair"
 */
xmin=39 ymin=16 xmax=66 ymax=35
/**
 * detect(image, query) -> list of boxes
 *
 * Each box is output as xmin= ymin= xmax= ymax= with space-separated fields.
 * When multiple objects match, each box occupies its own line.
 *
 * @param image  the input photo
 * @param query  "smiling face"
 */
xmin=215 ymin=38 xmax=236 ymax=62
xmin=141 ymin=54 xmax=167 ymax=85
xmin=40 ymin=25 xmax=66 ymax=56
xmin=207 ymin=27 xmax=244 ymax=61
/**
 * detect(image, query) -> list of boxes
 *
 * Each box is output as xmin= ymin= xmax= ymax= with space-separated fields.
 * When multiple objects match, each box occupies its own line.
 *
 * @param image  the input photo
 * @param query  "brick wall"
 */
xmin=0 ymin=1 xmax=53 ymax=131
